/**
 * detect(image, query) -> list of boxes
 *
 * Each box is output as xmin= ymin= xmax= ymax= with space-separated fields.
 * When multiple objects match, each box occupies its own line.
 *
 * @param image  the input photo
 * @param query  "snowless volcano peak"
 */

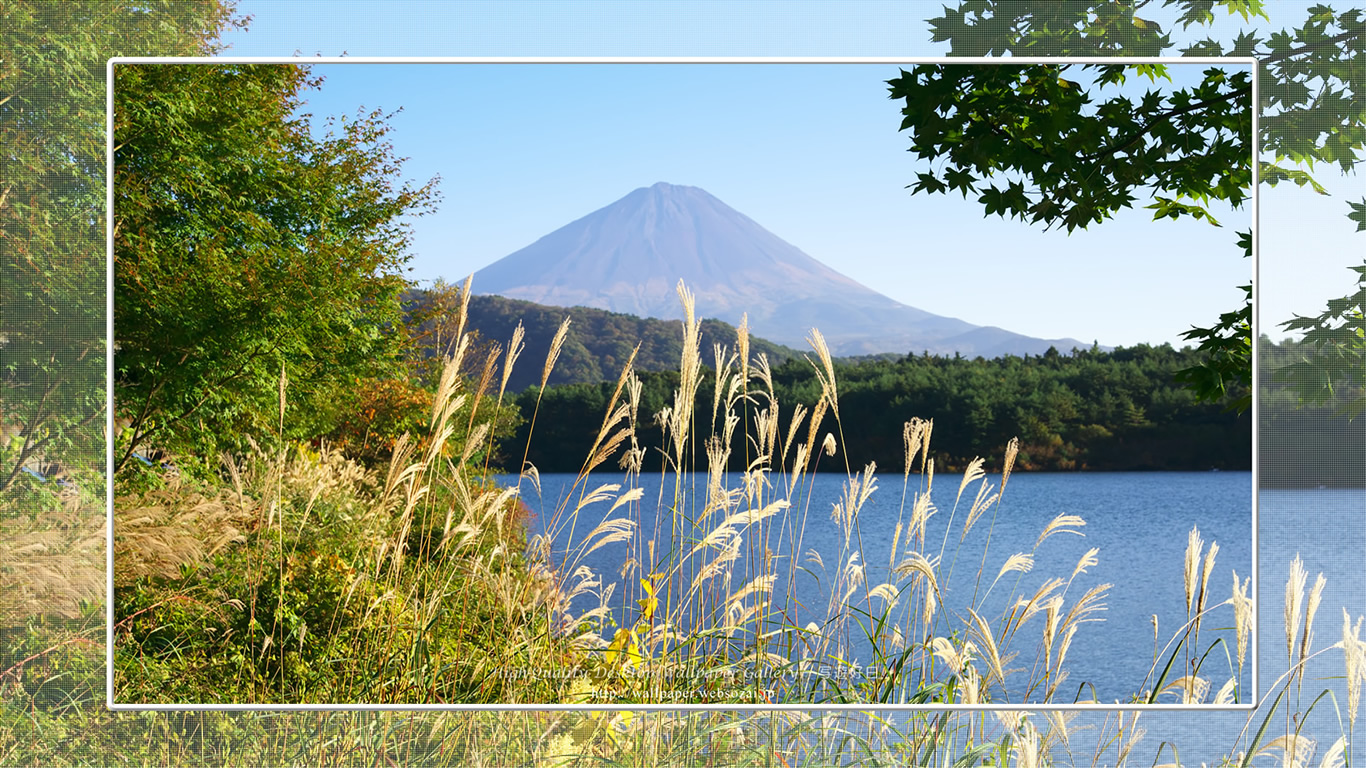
xmin=471 ymin=184 xmax=1084 ymax=357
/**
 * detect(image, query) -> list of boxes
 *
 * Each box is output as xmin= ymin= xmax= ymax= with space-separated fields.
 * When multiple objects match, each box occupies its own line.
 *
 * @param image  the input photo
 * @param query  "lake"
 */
xmin=1037 ymin=486 xmax=1365 ymax=765
xmin=501 ymin=469 xmax=1256 ymax=705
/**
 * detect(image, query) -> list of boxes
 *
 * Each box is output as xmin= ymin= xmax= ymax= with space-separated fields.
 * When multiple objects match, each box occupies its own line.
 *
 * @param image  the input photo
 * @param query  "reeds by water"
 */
xmin=10 ymin=279 xmax=1357 ymax=763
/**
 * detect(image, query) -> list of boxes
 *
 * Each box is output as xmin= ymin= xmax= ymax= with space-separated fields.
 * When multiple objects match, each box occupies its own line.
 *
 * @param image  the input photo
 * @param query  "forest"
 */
xmin=504 ymin=339 xmax=1256 ymax=475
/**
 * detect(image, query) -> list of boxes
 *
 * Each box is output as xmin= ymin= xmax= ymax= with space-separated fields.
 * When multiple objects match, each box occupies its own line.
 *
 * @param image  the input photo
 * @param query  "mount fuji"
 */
xmin=472 ymin=182 xmax=1086 ymax=357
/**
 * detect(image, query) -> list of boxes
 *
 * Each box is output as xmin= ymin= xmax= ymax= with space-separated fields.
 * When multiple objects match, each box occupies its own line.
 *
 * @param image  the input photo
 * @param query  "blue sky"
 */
xmin=213 ymin=1 xmax=1363 ymax=351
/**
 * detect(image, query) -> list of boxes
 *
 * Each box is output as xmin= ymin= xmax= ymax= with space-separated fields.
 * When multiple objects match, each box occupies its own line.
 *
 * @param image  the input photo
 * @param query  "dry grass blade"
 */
xmin=1000 ymin=436 xmax=1019 ymax=492
xmin=1254 ymin=734 xmax=1314 ymax=768
xmin=838 ymin=552 xmax=866 ymax=605
xmin=737 ymin=312 xmax=750 ymax=382
xmin=1192 ymin=538 xmax=1219 ymax=646
xmin=690 ymin=537 xmax=743 ymax=597
xmin=1011 ymin=721 xmax=1041 ymax=768
xmin=1012 ymin=576 xmax=1065 ymax=628
xmin=460 ymin=422 xmax=490 ymax=464
xmin=1042 ymin=710 xmax=1077 ymax=751
xmin=499 ymin=321 xmax=526 ymax=398
xmin=1287 ymin=554 xmax=1307 ymax=669
xmin=711 ymin=342 xmax=736 ymax=428
xmin=960 ymin=479 xmax=998 ymax=540
xmin=1059 ymin=583 xmax=1112 ymax=636
xmin=930 ymin=636 xmax=971 ymax=675
xmin=1184 ymin=525 xmax=1204 ymax=615
xmin=684 ymin=500 xmax=788 ymax=563
xmin=579 ymin=517 xmax=638 ymax=560
xmin=967 ymin=607 xmax=1007 ymax=688
xmin=1344 ymin=608 xmax=1365 ymax=728
xmin=1213 ymin=676 xmax=1238 ymax=705
xmin=542 ymin=316 xmax=572 ymax=390
xmin=3 ymin=524 xmax=104 ymax=619
xmin=1071 ymin=547 xmax=1100 ymax=581
xmin=1036 ymin=513 xmax=1086 ymax=549
xmin=1043 ymin=596 xmax=1063 ymax=673
xmin=830 ymin=464 xmax=876 ymax=544
xmin=429 ymin=336 xmax=470 ymax=432
xmin=956 ymin=456 xmax=985 ymax=507
xmin=866 ymin=582 xmax=900 ymax=610
xmin=587 ymin=422 xmax=632 ymax=476
xmin=1232 ymin=570 xmax=1253 ymax=672
xmin=805 ymin=327 xmax=839 ymax=419
xmin=996 ymin=552 xmax=1034 ymax=582
xmin=521 ymin=462 xmax=541 ymax=497
xmin=1320 ymin=736 xmax=1348 ymax=768
xmin=1155 ymin=674 xmax=1209 ymax=704
xmin=801 ymin=398 xmax=828 ymax=473
xmin=584 ymin=348 xmax=641 ymax=471
xmin=728 ymin=573 xmax=777 ymax=618
xmin=908 ymin=491 xmax=935 ymax=546
xmin=1050 ymin=624 xmax=1079 ymax=697
xmin=902 ymin=418 xmax=931 ymax=479
xmin=574 ymin=483 xmax=622 ymax=516
xmin=1300 ymin=572 xmax=1327 ymax=674
xmin=114 ymin=493 xmax=248 ymax=586
xmin=609 ymin=486 xmax=645 ymax=516
xmin=782 ymin=403 xmax=808 ymax=467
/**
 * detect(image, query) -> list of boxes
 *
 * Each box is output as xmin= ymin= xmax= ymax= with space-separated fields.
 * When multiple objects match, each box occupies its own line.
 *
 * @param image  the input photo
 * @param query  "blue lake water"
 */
xmin=1051 ymin=487 xmax=1365 ymax=765
xmin=504 ymin=470 xmax=1256 ymax=705
xmin=504 ymin=472 xmax=1365 ymax=762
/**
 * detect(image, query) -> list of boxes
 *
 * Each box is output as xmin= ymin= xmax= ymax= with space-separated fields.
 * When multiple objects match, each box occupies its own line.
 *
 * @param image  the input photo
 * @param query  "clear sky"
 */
xmin=213 ymin=1 xmax=1363 ymax=351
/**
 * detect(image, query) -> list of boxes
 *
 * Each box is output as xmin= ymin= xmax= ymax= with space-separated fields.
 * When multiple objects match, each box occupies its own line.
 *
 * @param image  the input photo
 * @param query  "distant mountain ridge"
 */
xmin=472 ymin=182 xmax=1087 ymax=357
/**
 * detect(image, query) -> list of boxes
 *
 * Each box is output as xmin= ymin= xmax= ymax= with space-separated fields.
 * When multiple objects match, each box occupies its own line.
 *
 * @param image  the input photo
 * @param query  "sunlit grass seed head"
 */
xmin=1343 ymin=608 xmax=1365 ymax=728
xmin=1184 ymin=525 xmax=1204 ymax=616
xmin=1001 ymin=436 xmax=1019 ymax=492
xmin=1286 ymin=554 xmax=1308 ymax=669
xmin=1232 ymin=570 xmax=1252 ymax=673
xmin=1035 ymin=513 xmax=1085 ymax=550
xmin=805 ymin=327 xmax=839 ymax=420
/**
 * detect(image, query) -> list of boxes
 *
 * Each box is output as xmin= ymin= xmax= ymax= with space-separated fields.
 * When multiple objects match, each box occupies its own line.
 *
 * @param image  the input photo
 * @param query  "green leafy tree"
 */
xmin=113 ymin=63 xmax=439 ymax=468
xmin=0 ymin=1 xmax=241 ymax=492
xmin=892 ymin=1 xmax=1365 ymax=412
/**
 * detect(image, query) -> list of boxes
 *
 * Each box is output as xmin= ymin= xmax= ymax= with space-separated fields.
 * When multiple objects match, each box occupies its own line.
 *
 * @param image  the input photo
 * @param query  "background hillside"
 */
xmin=409 ymin=291 xmax=802 ymax=393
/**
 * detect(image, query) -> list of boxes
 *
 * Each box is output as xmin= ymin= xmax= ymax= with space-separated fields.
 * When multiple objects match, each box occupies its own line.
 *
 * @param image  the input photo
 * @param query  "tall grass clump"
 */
xmin=110 ymin=278 xmax=1270 ymax=709
xmin=112 ymin=280 xmax=564 ymax=703
xmin=0 ymin=280 xmax=1352 ymax=762
xmin=440 ymin=279 xmax=1260 ymax=710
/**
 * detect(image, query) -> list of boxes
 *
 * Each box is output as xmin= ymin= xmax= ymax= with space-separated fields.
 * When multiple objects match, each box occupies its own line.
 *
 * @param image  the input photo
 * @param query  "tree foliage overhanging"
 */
xmin=894 ymin=0 xmax=1366 ymax=414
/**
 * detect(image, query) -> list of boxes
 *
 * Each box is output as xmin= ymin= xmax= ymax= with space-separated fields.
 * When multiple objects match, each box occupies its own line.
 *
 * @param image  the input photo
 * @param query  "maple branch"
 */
xmin=1080 ymin=84 xmax=1251 ymax=162
xmin=1259 ymin=27 xmax=1363 ymax=65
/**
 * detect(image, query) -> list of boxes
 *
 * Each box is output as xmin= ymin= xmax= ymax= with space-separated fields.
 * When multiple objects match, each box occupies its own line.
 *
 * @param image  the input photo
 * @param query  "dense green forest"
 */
xmin=377 ymin=285 xmax=1358 ymax=483
xmin=504 ymin=341 xmax=1257 ymax=474
xmin=1259 ymin=336 xmax=1366 ymax=487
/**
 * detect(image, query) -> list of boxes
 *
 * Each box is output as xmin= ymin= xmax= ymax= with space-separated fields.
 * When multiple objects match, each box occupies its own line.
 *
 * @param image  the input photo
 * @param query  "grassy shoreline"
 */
xmin=110 ymin=285 xmax=1255 ymax=709
xmin=0 ymin=286 xmax=1358 ymax=764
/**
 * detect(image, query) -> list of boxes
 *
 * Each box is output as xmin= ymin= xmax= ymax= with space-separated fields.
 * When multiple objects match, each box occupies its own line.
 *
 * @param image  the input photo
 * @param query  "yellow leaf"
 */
xmin=637 ymin=574 xmax=661 ymax=623
xmin=605 ymin=627 xmax=632 ymax=666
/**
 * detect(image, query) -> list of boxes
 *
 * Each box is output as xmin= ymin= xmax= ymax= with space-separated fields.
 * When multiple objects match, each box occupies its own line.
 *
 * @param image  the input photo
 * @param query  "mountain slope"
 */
xmin=472 ymin=182 xmax=1086 ymax=357
xmin=456 ymin=293 xmax=801 ymax=393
